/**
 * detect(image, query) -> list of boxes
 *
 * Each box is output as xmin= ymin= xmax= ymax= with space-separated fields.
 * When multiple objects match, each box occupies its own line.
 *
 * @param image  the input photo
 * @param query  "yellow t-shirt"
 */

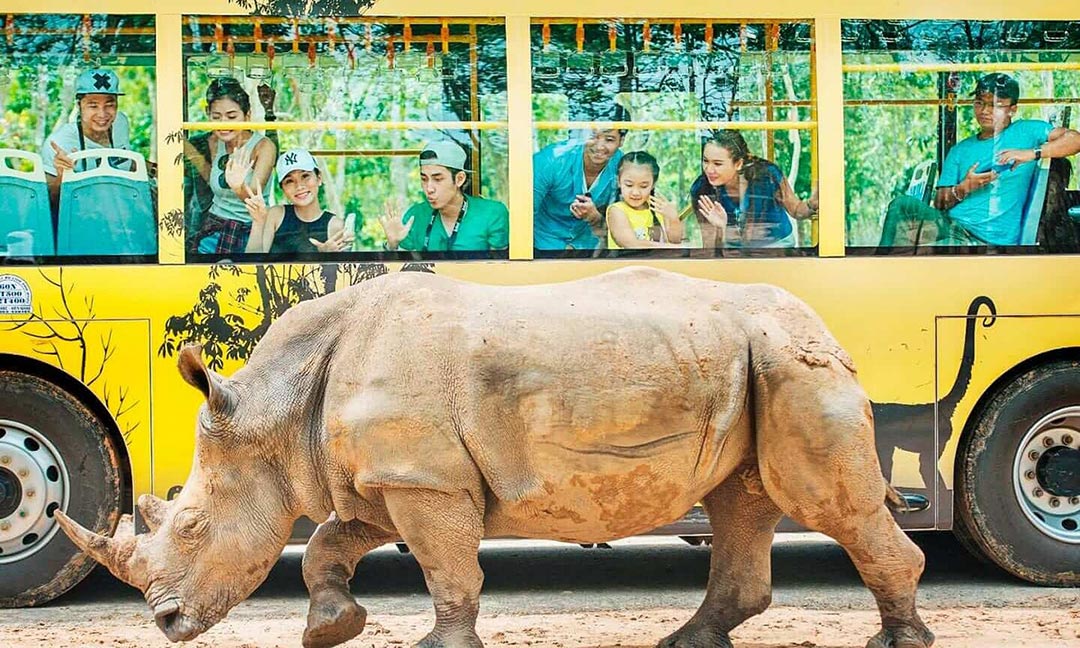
xmin=606 ymin=201 xmax=661 ymax=250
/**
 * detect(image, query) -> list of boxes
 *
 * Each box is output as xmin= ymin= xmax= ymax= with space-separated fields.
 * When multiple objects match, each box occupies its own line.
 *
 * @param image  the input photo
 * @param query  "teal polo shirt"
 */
xmin=398 ymin=195 xmax=509 ymax=252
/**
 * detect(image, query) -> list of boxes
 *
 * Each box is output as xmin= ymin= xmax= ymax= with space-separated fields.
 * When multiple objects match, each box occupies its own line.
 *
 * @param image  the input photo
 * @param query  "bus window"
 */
xmin=0 ymin=14 xmax=157 ymax=264
xmin=531 ymin=19 xmax=818 ymax=258
xmin=843 ymin=20 xmax=1080 ymax=254
xmin=182 ymin=17 xmax=508 ymax=262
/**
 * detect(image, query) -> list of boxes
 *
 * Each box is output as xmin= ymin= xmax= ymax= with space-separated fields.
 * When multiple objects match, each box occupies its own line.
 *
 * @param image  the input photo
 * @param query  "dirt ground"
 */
xmin=4 ymin=605 xmax=1078 ymax=647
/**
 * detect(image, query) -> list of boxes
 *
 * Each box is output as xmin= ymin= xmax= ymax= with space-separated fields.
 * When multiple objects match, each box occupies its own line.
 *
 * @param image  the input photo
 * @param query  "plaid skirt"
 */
xmin=198 ymin=213 xmax=251 ymax=254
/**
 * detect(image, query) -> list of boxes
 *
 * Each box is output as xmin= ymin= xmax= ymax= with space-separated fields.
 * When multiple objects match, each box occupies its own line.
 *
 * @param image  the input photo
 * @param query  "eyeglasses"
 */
xmin=973 ymin=99 xmax=1014 ymax=112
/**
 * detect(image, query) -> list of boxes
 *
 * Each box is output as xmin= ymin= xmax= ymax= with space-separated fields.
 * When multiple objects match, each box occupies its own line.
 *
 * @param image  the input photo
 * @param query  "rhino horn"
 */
xmin=137 ymin=493 xmax=171 ymax=533
xmin=177 ymin=344 xmax=237 ymax=416
xmin=55 ymin=511 xmax=145 ymax=589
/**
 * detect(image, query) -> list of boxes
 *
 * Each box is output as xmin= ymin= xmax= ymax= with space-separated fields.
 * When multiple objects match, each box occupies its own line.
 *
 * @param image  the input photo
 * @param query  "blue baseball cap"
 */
xmin=75 ymin=68 xmax=123 ymax=96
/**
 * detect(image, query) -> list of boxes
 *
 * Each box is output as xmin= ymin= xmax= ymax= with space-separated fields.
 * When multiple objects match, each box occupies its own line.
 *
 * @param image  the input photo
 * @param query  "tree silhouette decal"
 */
xmin=227 ymin=0 xmax=378 ymax=16
xmin=4 ymin=269 xmax=140 ymax=441
xmin=159 ymin=262 xmax=433 ymax=370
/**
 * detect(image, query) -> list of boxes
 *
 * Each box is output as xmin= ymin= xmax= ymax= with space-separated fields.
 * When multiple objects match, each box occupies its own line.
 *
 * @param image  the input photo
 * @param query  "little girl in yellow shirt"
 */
xmin=606 ymin=151 xmax=684 ymax=249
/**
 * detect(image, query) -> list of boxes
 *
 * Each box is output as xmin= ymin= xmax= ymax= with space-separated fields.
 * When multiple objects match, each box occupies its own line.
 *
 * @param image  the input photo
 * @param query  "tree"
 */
xmin=159 ymin=262 xmax=433 ymax=370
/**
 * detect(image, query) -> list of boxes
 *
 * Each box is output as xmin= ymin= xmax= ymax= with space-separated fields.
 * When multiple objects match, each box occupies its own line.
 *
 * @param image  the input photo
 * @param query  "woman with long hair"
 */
xmin=690 ymin=129 xmax=818 ymax=248
xmin=193 ymin=77 xmax=277 ymax=255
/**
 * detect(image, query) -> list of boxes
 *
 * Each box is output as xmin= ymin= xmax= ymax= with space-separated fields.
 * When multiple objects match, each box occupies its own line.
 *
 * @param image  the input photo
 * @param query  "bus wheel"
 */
xmin=955 ymin=360 xmax=1080 ymax=586
xmin=0 ymin=371 xmax=122 ymax=607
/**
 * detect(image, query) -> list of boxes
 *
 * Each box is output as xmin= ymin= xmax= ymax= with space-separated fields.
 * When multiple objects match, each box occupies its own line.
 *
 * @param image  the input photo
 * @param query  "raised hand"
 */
xmin=51 ymin=141 xmax=75 ymax=176
xmin=650 ymin=193 xmax=679 ymax=224
xmin=242 ymin=184 xmax=268 ymax=224
xmin=308 ymin=229 xmax=352 ymax=253
xmin=377 ymin=198 xmax=413 ymax=249
xmin=696 ymin=194 xmax=728 ymax=227
xmin=225 ymin=146 xmax=254 ymax=191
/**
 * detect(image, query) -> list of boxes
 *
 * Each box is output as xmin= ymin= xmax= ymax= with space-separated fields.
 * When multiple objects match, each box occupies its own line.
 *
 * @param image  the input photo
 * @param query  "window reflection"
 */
xmin=0 ymin=15 xmax=157 ymax=263
xmin=843 ymin=20 xmax=1080 ymax=254
xmin=182 ymin=17 xmax=509 ymax=262
xmin=529 ymin=19 xmax=817 ymax=258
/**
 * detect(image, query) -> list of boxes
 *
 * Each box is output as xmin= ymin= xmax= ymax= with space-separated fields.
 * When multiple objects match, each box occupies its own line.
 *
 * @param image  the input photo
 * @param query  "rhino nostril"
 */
xmin=153 ymin=600 xmax=181 ymax=634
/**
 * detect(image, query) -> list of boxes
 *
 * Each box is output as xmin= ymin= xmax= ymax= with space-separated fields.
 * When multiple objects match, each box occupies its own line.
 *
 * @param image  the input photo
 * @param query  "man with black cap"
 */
xmin=533 ymin=103 xmax=630 ymax=251
xmin=41 ymin=67 xmax=133 ymax=213
xmin=882 ymin=72 xmax=1080 ymax=246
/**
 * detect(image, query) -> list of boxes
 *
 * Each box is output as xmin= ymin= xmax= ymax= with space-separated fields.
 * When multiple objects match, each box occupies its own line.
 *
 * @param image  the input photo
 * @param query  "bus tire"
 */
xmin=0 ymin=370 xmax=123 ymax=607
xmin=954 ymin=360 xmax=1080 ymax=586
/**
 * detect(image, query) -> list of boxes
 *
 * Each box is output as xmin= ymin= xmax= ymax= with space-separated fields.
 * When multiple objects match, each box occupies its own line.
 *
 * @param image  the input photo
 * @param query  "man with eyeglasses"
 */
xmin=881 ymin=72 xmax=1080 ymax=247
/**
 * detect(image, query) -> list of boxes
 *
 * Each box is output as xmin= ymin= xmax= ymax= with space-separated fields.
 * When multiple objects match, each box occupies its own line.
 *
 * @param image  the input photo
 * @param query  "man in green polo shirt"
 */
xmin=379 ymin=140 xmax=509 ymax=254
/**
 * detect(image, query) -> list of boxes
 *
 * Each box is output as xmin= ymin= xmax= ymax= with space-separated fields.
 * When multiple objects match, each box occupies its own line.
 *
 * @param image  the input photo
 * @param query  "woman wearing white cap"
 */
xmin=40 ymin=67 xmax=133 ymax=213
xmin=242 ymin=149 xmax=352 ymax=254
xmin=379 ymin=139 xmax=508 ymax=253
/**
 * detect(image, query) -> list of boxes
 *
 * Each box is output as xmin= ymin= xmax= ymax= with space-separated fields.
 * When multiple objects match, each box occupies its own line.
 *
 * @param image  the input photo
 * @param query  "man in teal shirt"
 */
xmin=380 ymin=140 xmax=508 ymax=255
xmin=533 ymin=104 xmax=629 ymax=250
xmin=882 ymin=73 xmax=1080 ymax=246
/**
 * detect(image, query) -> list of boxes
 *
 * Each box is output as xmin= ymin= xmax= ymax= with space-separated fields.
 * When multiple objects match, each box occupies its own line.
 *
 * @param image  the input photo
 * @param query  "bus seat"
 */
xmin=56 ymin=148 xmax=156 ymax=256
xmin=906 ymin=159 xmax=937 ymax=204
xmin=0 ymin=148 xmax=54 ymax=257
xmin=1018 ymin=157 xmax=1051 ymax=245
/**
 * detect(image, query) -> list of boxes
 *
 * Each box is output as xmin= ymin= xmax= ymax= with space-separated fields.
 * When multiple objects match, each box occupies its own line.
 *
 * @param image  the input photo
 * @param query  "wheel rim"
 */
xmin=0 ymin=419 xmax=70 ymax=563
xmin=1013 ymin=405 xmax=1080 ymax=544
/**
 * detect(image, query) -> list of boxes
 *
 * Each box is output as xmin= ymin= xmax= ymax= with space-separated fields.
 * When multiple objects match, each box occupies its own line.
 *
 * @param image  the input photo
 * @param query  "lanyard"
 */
xmin=422 ymin=195 xmax=468 ymax=251
xmin=76 ymin=121 xmax=114 ymax=172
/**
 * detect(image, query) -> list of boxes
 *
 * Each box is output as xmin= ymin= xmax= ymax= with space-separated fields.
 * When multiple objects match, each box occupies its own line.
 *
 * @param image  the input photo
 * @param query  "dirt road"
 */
xmin=3 ymin=534 xmax=1078 ymax=647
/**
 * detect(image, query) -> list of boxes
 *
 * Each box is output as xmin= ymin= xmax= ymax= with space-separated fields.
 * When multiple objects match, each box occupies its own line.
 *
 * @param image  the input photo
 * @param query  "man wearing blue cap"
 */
xmin=40 ymin=68 xmax=133 ymax=212
xmin=882 ymin=73 xmax=1080 ymax=247
xmin=532 ymin=103 xmax=629 ymax=251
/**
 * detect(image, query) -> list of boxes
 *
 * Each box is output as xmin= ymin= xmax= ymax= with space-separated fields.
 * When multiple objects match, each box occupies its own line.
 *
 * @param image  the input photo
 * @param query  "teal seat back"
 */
xmin=57 ymin=148 xmax=156 ymax=256
xmin=1018 ymin=158 xmax=1051 ymax=246
xmin=0 ymin=148 xmax=54 ymax=257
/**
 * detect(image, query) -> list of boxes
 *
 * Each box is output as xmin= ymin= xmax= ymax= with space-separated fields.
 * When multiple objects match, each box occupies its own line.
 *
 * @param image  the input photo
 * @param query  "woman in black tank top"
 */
xmin=242 ymin=148 xmax=351 ymax=254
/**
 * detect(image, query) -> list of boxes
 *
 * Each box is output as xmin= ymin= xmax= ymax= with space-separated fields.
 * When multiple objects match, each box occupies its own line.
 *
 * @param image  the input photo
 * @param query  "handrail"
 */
xmin=184 ymin=120 xmax=815 ymax=132
xmin=181 ymin=120 xmax=507 ymax=131
xmin=534 ymin=120 xmax=815 ymax=131
xmin=843 ymin=61 xmax=1080 ymax=74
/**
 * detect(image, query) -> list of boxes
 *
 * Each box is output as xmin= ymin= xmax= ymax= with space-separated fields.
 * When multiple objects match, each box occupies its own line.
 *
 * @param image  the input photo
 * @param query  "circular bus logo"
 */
xmin=0 ymin=275 xmax=32 ymax=315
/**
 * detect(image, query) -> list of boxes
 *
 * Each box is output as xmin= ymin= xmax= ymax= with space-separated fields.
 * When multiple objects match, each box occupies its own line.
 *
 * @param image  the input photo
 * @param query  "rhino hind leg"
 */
xmin=383 ymin=488 xmax=486 ymax=648
xmin=756 ymin=371 xmax=934 ymax=648
xmin=657 ymin=472 xmax=783 ymax=648
xmin=302 ymin=515 xmax=397 ymax=648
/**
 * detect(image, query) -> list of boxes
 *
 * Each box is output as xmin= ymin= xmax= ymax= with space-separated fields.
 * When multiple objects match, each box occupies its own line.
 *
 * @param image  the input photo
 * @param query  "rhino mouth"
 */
xmin=153 ymin=600 xmax=206 ymax=642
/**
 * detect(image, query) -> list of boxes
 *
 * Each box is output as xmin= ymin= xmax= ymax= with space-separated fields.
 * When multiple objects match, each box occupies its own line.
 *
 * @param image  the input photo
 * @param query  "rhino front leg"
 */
xmin=384 ymin=488 xmax=485 ymax=648
xmin=302 ymin=514 xmax=397 ymax=648
xmin=657 ymin=471 xmax=784 ymax=648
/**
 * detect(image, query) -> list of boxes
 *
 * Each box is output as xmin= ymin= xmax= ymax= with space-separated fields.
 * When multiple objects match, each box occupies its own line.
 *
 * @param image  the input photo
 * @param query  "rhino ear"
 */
xmin=177 ymin=344 xmax=236 ymax=416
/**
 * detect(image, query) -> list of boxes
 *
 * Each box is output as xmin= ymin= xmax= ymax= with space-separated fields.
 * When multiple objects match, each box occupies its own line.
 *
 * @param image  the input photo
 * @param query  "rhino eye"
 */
xmin=173 ymin=509 xmax=209 ymax=541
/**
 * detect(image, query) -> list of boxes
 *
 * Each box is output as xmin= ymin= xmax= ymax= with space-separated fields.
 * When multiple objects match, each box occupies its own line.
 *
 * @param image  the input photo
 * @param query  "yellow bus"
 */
xmin=1 ymin=0 xmax=1078 ymax=607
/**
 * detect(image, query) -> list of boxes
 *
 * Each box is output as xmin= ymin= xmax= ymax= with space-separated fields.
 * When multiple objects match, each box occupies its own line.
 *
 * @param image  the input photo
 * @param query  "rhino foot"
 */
xmin=866 ymin=624 xmax=935 ymax=648
xmin=656 ymin=624 xmax=734 ymax=648
xmin=302 ymin=589 xmax=367 ymax=648
xmin=415 ymin=629 xmax=484 ymax=648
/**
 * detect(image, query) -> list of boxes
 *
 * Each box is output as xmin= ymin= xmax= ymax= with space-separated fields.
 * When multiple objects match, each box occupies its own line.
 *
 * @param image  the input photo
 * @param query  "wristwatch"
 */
xmin=1034 ymin=147 xmax=1042 ymax=161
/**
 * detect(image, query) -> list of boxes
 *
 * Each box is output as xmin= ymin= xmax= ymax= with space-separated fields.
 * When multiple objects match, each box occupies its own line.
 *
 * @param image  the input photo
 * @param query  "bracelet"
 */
xmin=951 ymin=185 xmax=965 ymax=203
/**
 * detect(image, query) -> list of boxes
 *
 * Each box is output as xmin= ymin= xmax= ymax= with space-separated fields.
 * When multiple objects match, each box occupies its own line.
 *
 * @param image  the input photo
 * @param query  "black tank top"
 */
xmin=270 ymin=205 xmax=334 ymax=254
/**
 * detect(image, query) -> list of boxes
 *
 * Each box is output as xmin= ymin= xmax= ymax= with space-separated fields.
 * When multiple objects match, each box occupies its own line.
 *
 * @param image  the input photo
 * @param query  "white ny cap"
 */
xmin=276 ymin=149 xmax=319 ymax=184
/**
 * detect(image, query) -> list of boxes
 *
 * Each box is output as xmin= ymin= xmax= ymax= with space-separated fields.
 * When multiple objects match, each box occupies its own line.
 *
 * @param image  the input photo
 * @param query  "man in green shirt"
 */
xmin=379 ymin=140 xmax=509 ymax=254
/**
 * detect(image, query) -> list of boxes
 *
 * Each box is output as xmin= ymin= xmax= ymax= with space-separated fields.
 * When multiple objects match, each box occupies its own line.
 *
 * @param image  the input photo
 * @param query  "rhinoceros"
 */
xmin=57 ymin=267 xmax=933 ymax=648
